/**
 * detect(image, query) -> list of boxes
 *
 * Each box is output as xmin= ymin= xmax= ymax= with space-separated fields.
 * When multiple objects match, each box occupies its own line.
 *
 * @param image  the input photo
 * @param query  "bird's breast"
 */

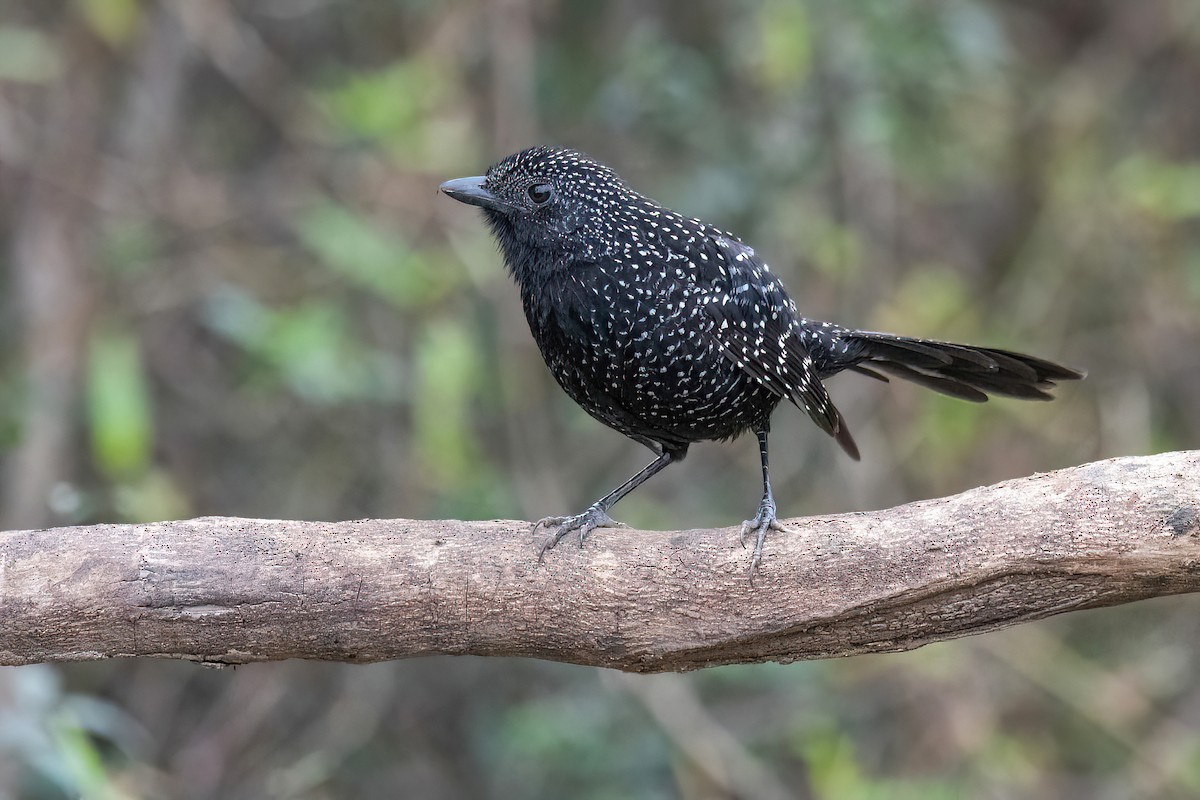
xmin=517 ymin=260 xmax=776 ymax=441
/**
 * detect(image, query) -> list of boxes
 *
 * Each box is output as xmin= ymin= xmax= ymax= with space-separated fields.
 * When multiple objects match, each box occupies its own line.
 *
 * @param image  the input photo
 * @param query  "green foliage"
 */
xmin=86 ymin=327 xmax=153 ymax=479
xmin=0 ymin=667 xmax=142 ymax=800
xmin=74 ymin=0 xmax=142 ymax=46
xmin=315 ymin=57 xmax=476 ymax=170
xmin=1114 ymin=155 xmax=1200 ymax=220
xmin=0 ymin=27 xmax=61 ymax=82
xmin=804 ymin=212 xmax=865 ymax=281
xmin=414 ymin=320 xmax=481 ymax=486
xmin=486 ymin=691 xmax=673 ymax=799
xmin=204 ymin=287 xmax=403 ymax=404
xmin=756 ymin=2 xmax=813 ymax=89
xmin=300 ymin=203 xmax=457 ymax=308
xmin=798 ymin=726 xmax=966 ymax=800
xmin=875 ymin=267 xmax=978 ymax=338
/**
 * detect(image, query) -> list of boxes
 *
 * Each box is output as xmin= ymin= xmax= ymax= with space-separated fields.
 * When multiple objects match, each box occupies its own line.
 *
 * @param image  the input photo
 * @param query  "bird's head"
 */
xmin=440 ymin=146 xmax=634 ymax=280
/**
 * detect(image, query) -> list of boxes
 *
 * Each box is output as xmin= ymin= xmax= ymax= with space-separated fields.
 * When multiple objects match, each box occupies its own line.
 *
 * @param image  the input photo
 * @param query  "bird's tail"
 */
xmin=841 ymin=331 xmax=1086 ymax=402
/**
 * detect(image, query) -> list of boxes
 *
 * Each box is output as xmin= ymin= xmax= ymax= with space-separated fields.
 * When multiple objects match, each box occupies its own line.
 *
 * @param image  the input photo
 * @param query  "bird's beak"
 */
xmin=439 ymin=176 xmax=499 ymax=209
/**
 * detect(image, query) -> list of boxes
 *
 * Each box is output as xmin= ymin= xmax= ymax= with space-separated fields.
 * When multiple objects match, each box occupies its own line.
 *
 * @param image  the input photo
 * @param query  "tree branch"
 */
xmin=2 ymin=452 xmax=1198 ymax=672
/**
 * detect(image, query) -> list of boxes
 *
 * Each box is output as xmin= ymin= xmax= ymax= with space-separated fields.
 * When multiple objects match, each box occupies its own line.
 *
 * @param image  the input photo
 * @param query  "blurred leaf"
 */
xmin=0 ymin=27 xmax=61 ymax=82
xmin=1113 ymin=154 xmax=1200 ymax=220
xmin=204 ymin=284 xmax=269 ymax=343
xmin=262 ymin=304 xmax=366 ymax=401
xmin=414 ymin=321 xmax=479 ymax=485
xmin=0 ymin=667 xmax=138 ymax=800
xmin=114 ymin=468 xmax=192 ymax=522
xmin=50 ymin=711 xmax=134 ymax=800
xmin=300 ymin=203 xmax=456 ymax=307
xmin=314 ymin=58 xmax=474 ymax=170
xmin=204 ymin=287 xmax=403 ymax=404
xmin=874 ymin=266 xmax=977 ymax=336
xmin=319 ymin=62 xmax=443 ymax=140
xmin=87 ymin=327 xmax=153 ymax=479
xmin=488 ymin=692 xmax=671 ymax=798
xmin=800 ymin=723 xmax=966 ymax=799
xmin=806 ymin=213 xmax=865 ymax=281
xmin=799 ymin=727 xmax=866 ymax=797
xmin=595 ymin=25 xmax=719 ymax=143
xmin=758 ymin=1 xmax=812 ymax=89
xmin=914 ymin=392 xmax=985 ymax=461
xmin=75 ymin=0 xmax=142 ymax=46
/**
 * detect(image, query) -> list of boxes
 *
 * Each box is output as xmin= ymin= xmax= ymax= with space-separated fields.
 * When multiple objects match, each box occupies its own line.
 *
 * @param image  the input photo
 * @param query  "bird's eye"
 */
xmin=527 ymin=183 xmax=554 ymax=205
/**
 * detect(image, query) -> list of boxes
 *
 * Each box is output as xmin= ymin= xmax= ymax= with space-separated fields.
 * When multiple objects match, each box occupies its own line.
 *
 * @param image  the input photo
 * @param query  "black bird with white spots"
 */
xmin=440 ymin=147 xmax=1084 ymax=575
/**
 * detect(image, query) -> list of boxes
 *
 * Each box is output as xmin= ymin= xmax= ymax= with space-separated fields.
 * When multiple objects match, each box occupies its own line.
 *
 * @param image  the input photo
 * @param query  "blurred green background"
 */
xmin=1 ymin=1 xmax=1199 ymax=798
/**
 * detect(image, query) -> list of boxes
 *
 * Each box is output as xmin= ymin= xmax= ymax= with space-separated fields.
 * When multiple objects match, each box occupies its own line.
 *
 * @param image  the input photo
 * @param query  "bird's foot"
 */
xmin=740 ymin=498 xmax=794 ymax=580
xmin=533 ymin=504 xmax=625 ymax=563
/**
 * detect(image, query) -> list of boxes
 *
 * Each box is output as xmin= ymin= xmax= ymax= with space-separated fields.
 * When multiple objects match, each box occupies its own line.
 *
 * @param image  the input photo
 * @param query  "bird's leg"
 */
xmin=741 ymin=428 xmax=794 ymax=577
xmin=535 ymin=450 xmax=675 ymax=561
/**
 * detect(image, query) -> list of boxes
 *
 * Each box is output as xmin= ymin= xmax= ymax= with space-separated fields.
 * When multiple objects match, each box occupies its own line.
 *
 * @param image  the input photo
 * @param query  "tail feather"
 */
xmin=846 ymin=331 xmax=1085 ymax=403
xmin=833 ymin=407 xmax=861 ymax=460
xmin=871 ymin=361 xmax=990 ymax=402
xmin=848 ymin=364 xmax=891 ymax=383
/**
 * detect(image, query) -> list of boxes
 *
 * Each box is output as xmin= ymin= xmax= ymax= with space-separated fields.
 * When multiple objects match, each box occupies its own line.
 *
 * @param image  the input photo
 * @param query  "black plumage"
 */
xmin=440 ymin=146 xmax=1084 ymax=574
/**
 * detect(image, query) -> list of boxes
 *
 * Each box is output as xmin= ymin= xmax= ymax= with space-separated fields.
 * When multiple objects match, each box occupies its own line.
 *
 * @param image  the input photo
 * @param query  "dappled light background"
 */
xmin=1 ymin=1 xmax=1199 ymax=797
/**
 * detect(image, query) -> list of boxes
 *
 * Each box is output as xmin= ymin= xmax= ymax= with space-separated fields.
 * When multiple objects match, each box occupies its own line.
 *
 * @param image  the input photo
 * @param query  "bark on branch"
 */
xmin=2 ymin=452 xmax=1198 ymax=673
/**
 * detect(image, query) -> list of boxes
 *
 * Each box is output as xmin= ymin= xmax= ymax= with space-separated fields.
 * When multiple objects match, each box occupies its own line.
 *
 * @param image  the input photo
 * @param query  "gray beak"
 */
xmin=439 ymin=176 xmax=498 ymax=209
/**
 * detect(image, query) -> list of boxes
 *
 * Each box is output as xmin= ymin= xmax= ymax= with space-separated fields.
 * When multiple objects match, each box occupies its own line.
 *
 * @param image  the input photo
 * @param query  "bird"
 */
xmin=440 ymin=146 xmax=1084 ymax=575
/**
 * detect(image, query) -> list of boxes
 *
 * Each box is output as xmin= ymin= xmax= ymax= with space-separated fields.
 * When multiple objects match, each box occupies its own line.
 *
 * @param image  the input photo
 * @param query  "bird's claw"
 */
xmin=740 ymin=498 xmax=793 ymax=580
xmin=534 ymin=506 xmax=624 ymax=563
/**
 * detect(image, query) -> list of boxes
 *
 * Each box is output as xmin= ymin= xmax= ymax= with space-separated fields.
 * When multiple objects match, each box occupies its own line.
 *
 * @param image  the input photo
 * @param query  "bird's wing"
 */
xmin=692 ymin=235 xmax=854 ymax=453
